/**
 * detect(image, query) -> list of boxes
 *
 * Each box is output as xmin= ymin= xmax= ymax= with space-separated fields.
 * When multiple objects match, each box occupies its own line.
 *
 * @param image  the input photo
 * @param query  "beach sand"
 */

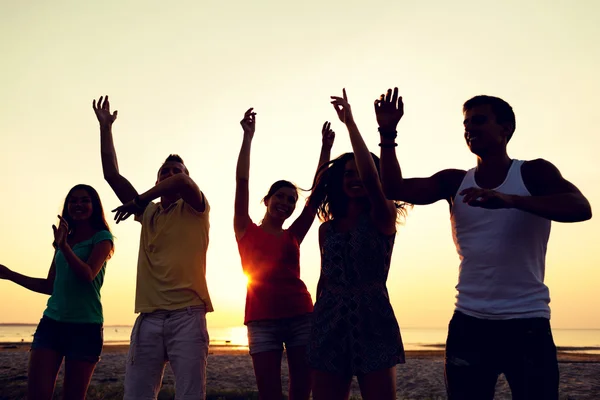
xmin=1 ymin=343 xmax=599 ymax=399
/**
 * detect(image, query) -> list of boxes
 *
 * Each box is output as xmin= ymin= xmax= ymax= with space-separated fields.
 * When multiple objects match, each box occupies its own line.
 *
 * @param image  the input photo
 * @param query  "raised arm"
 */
xmin=53 ymin=217 xmax=113 ymax=282
xmin=234 ymin=108 xmax=256 ymax=241
xmin=0 ymin=254 xmax=56 ymax=296
xmin=93 ymin=96 xmax=139 ymax=204
xmin=460 ymin=158 xmax=592 ymax=222
xmin=376 ymin=87 xmax=466 ymax=205
xmin=288 ymin=122 xmax=335 ymax=243
xmin=331 ymin=89 xmax=396 ymax=234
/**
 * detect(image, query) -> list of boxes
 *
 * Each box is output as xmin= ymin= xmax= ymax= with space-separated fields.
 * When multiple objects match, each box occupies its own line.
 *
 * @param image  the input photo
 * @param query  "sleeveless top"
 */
xmin=308 ymin=215 xmax=404 ymax=376
xmin=451 ymin=159 xmax=552 ymax=319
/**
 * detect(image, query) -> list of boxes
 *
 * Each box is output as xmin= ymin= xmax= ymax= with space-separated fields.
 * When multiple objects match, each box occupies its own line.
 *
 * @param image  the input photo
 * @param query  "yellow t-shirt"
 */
xmin=134 ymin=196 xmax=213 ymax=313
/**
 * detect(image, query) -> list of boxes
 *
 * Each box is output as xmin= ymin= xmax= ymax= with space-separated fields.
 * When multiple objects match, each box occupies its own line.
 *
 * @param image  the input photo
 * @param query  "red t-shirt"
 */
xmin=237 ymin=222 xmax=314 ymax=324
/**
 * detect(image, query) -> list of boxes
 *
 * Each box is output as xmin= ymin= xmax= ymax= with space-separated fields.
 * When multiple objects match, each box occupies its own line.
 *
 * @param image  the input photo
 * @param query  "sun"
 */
xmin=243 ymin=273 xmax=251 ymax=287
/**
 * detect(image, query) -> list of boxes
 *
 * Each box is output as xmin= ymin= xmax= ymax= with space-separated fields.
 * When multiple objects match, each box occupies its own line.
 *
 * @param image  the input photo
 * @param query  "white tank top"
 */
xmin=450 ymin=159 xmax=552 ymax=319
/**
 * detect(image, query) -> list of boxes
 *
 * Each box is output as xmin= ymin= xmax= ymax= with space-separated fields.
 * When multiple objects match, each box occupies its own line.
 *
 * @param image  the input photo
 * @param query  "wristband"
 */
xmin=378 ymin=143 xmax=398 ymax=148
xmin=378 ymin=127 xmax=398 ymax=139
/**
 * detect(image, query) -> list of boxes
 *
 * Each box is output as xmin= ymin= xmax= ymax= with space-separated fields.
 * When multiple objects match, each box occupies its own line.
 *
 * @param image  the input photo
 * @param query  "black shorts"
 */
xmin=31 ymin=315 xmax=103 ymax=363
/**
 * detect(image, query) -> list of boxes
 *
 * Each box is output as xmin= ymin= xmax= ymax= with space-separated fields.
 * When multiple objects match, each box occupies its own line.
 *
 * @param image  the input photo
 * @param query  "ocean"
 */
xmin=1 ymin=325 xmax=599 ymax=353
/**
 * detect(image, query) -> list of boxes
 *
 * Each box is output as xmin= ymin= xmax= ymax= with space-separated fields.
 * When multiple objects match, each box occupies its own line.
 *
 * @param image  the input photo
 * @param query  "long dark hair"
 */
xmin=308 ymin=152 xmax=410 ymax=222
xmin=58 ymin=185 xmax=113 ymax=258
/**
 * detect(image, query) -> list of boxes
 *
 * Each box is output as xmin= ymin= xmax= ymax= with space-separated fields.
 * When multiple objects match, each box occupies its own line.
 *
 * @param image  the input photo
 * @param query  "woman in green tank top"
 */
xmin=0 ymin=184 xmax=114 ymax=400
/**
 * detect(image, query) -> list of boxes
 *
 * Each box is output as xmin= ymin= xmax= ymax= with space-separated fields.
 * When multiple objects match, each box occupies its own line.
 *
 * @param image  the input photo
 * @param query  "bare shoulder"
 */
xmin=437 ymin=168 xmax=468 ymax=201
xmin=521 ymin=158 xmax=576 ymax=196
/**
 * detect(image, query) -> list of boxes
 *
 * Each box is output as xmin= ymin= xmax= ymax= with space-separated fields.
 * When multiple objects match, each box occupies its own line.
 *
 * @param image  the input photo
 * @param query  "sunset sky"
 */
xmin=1 ymin=0 xmax=598 ymax=330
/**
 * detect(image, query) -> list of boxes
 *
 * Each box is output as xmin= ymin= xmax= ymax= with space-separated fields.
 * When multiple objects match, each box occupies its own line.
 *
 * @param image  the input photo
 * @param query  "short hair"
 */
xmin=158 ymin=154 xmax=189 ymax=177
xmin=164 ymin=154 xmax=185 ymax=164
xmin=463 ymin=95 xmax=516 ymax=142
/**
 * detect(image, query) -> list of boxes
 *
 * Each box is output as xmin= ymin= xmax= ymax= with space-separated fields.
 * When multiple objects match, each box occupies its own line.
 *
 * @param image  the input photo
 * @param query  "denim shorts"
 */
xmin=247 ymin=313 xmax=312 ymax=355
xmin=31 ymin=315 xmax=103 ymax=363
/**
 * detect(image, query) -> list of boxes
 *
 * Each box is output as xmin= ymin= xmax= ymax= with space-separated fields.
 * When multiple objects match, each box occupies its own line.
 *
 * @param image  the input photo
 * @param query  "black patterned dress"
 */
xmin=307 ymin=215 xmax=405 ymax=376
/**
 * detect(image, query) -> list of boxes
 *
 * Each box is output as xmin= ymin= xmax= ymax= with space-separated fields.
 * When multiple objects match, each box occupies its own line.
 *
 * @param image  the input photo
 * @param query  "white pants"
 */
xmin=124 ymin=306 xmax=209 ymax=400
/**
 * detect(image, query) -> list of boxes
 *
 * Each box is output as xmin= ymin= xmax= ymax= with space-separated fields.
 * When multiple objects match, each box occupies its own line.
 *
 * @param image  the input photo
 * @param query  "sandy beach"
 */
xmin=1 ymin=343 xmax=599 ymax=399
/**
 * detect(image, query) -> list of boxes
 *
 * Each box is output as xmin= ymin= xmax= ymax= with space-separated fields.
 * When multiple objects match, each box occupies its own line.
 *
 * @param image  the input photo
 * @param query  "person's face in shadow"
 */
xmin=463 ymin=104 xmax=511 ymax=157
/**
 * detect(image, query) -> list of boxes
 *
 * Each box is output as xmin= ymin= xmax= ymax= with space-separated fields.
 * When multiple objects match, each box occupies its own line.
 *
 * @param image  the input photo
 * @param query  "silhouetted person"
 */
xmin=93 ymin=96 xmax=213 ymax=400
xmin=376 ymin=87 xmax=592 ymax=400
xmin=0 ymin=184 xmax=114 ymax=400
xmin=307 ymin=90 xmax=409 ymax=400
xmin=234 ymin=108 xmax=334 ymax=400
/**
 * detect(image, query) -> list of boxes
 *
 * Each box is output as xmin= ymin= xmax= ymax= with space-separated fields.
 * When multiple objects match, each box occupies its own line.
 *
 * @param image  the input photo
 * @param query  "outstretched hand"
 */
xmin=92 ymin=95 xmax=118 ymax=128
xmin=331 ymin=89 xmax=354 ymax=125
xmin=240 ymin=108 xmax=256 ymax=139
xmin=374 ymin=87 xmax=403 ymax=131
xmin=460 ymin=187 xmax=515 ymax=209
xmin=321 ymin=121 xmax=335 ymax=149
xmin=112 ymin=200 xmax=142 ymax=224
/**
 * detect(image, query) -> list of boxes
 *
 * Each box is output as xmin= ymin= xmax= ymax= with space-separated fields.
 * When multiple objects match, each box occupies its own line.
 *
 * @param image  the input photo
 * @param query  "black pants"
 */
xmin=444 ymin=311 xmax=559 ymax=400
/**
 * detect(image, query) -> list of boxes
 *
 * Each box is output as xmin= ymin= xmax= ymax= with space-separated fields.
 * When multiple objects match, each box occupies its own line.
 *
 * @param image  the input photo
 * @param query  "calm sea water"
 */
xmin=1 ymin=325 xmax=599 ymax=353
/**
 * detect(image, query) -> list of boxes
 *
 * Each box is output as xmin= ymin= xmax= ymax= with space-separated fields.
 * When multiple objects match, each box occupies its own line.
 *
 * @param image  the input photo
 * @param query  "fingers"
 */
xmin=391 ymin=87 xmax=398 ymax=106
xmin=342 ymin=88 xmax=348 ymax=101
xmin=113 ymin=110 xmax=118 ymax=119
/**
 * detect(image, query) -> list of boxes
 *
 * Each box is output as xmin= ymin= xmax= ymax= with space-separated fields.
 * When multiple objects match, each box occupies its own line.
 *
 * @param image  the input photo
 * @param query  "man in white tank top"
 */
xmin=373 ymin=88 xmax=592 ymax=400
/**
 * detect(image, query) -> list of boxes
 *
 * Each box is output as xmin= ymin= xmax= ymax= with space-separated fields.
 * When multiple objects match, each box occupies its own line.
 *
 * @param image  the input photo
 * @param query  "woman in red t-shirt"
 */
xmin=234 ymin=108 xmax=334 ymax=400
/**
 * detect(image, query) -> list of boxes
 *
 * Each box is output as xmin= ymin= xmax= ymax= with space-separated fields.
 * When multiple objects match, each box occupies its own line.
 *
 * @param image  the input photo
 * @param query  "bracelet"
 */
xmin=378 ymin=127 xmax=398 ymax=139
xmin=379 ymin=143 xmax=398 ymax=148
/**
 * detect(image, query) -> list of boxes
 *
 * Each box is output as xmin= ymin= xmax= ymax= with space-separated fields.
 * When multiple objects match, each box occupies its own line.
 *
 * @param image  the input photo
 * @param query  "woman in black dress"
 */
xmin=307 ymin=89 xmax=409 ymax=400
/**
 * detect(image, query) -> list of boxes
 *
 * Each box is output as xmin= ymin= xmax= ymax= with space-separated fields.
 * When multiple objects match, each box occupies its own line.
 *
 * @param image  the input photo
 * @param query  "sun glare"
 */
xmin=229 ymin=326 xmax=249 ymax=347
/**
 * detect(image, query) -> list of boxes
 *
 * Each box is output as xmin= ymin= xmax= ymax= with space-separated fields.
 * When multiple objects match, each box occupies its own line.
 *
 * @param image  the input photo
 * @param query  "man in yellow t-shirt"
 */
xmin=94 ymin=96 xmax=212 ymax=399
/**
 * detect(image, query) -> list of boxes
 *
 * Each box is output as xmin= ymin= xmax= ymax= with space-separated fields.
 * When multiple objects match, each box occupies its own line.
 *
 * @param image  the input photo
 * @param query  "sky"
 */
xmin=0 ymin=0 xmax=599 ymax=330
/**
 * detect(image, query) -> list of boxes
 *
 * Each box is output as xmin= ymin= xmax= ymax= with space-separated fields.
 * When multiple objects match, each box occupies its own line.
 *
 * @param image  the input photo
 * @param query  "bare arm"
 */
xmin=0 ymin=257 xmax=56 ymax=296
xmin=514 ymin=159 xmax=590 ymax=222
xmin=113 ymin=173 xmax=206 ymax=223
xmin=331 ymin=89 xmax=396 ymax=234
xmin=93 ymin=96 xmax=139 ymax=204
xmin=234 ymin=109 xmax=256 ymax=241
xmin=375 ymin=87 xmax=466 ymax=205
xmin=289 ymin=122 xmax=334 ymax=244
xmin=460 ymin=159 xmax=592 ymax=222
xmin=58 ymin=240 xmax=113 ymax=283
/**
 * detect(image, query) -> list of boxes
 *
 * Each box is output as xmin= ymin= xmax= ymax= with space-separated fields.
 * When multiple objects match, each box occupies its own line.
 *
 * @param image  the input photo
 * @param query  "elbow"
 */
xmin=580 ymin=204 xmax=592 ymax=222
xmin=103 ymin=172 xmax=120 ymax=184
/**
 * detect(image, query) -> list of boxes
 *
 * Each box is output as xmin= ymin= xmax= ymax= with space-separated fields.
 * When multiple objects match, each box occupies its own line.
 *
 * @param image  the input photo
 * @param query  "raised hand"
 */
xmin=52 ymin=216 xmax=69 ymax=248
xmin=374 ymin=87 xmax=403 ymax=132
xmin=331 ymin=89 xmax=354 ymax=125
xmin=460 ymin=187 xmax=515 ymax=209
xmin=92 ymin=95 xmax=118 ymax=128
xmin=0 ymin=264 xmax=12 ymax=280
xmin=321 ymin=121 xmax=335 ymax=149
xmin=240 ymin=108 xmax=256 ymax=140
